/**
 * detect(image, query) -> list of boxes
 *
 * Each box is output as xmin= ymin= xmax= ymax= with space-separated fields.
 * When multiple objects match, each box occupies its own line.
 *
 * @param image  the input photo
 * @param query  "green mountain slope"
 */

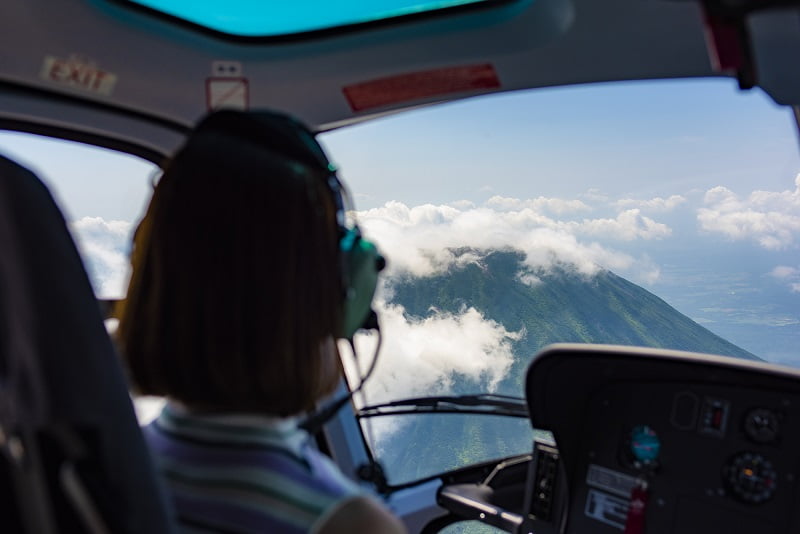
xmin=390 ymin=249 xmax=757 ymax=392
xmin=374 ymin=250 xmax=758 ymax=485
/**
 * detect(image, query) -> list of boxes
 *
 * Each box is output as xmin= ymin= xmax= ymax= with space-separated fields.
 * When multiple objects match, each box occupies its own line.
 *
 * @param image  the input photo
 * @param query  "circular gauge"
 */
xmin=723 ymin=452 xmax=777 ymax=504
xmin=629 ymin=425 xmax=661 ymax=465
xmin=743 ymin=408 xmax=780 ymax=444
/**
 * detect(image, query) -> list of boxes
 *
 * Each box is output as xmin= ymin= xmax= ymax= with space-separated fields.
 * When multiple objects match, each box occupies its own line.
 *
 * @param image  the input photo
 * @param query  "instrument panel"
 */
xmin=572 ymin=381 xmax=797 ymax=533
xmin=526 ymin=344 xmax=800 ymax=534
xmin=436 ymin=344 xmax=800 ymax=534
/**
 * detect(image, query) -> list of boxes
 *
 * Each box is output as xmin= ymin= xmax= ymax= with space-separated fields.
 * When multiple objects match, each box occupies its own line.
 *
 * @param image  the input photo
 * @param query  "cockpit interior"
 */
xmin=2 ymin=0 xmax=800 ymax=533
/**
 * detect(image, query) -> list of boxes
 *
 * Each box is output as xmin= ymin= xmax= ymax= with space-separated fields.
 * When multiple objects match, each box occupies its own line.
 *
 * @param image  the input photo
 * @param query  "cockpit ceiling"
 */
xmin=1 ymin=0 xmax=799 ymax=141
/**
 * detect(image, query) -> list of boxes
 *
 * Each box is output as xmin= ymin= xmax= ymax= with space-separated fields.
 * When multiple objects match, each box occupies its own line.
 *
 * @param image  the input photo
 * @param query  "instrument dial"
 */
xmin=628 ymin=425 xmax=660 ymax=468
xmin=743 ymin=408 xmax=780 ymax=444
xmin=723 ymin=452 xmax=777 ymax=504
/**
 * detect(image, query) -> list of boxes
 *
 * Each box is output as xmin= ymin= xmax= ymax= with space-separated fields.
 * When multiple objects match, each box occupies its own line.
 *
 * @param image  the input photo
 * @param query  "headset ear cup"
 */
xmin=340 ymin=230 xmax=383 ymax=339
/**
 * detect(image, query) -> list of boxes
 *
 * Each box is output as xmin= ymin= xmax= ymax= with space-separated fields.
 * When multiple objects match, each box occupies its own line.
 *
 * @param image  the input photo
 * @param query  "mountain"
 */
xmin=373 ymin=249 xmax=758 ymax=486
xmin=390 ymin=250 xmax=757 ymax=390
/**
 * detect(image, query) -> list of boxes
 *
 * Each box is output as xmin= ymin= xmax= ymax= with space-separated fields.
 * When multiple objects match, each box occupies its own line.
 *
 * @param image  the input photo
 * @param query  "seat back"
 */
xmin=0 ymin=154 xmax=175 ymax=533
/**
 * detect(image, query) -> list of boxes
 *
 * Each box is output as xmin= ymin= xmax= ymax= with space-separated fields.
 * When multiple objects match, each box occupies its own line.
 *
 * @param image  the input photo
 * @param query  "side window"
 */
xmin=0 ymin=131 xmax=156 ymax=298
xmin=0 ymin=131 xmax=163 ymax=422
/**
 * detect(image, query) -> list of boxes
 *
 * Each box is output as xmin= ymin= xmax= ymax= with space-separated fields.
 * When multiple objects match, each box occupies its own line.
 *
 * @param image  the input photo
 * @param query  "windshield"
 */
xmin=319 ymin=78 xmax=800 ymax=485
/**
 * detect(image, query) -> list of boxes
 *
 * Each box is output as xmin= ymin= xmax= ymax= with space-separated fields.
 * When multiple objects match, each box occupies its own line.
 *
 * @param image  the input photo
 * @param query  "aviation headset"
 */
xmin=191 ymin=110 xmax=384 ymax=340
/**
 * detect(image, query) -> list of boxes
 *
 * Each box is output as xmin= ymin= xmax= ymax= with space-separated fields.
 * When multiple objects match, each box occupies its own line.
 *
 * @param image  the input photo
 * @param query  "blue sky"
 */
xmin=0 ymin=132 xmax=154 ymax=221
xmin=322 ymin=78 xmax=799 ymax=207
xmin=1 ymin=77 xmax=798 ymax=371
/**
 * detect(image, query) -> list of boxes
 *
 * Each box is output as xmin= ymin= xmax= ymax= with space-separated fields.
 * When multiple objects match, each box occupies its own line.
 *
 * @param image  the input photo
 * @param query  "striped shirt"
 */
xmin=143 ymin=403 xmax=362 ymax=533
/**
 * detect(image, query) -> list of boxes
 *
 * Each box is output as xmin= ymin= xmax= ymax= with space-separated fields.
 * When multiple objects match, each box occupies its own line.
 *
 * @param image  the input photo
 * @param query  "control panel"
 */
xmin=571 ymin=382 xmax=797 ymax=533
xmin=524 ymin=345 xmax=800 ymax=534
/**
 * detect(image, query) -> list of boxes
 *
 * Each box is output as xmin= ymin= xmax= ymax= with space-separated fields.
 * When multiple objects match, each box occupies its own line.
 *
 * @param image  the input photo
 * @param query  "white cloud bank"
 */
xmin=346 ymin=302 xmax=521 ymax=405
xmin=486 ymin=195 xmax=591 ymax=214
xmin=343 ymin=299 xmax=522 ymax=449
xmin=698 ymin=174 xmax=800 ymax=250
xmin=356 ymin=199 xmax=667 ymax=283
xmin=616 ymin=195 xmax=687 ymax=212
xmin=69 ymin=192 xmax=680 ymax=299
xmin=770 ymin=265 xmax=800 ymax=293
xmin=69 ymin=217 xmax=133 ymax=297
xmin=575 ymin=209 xmax=672 ymax=241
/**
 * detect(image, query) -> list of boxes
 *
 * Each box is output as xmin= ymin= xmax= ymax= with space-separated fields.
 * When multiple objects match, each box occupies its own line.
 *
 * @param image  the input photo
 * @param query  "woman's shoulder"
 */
xmin=147 ymin=406 xmax=355 ymax=479
xmin=144 ymin=405 xmax=369 ymax=531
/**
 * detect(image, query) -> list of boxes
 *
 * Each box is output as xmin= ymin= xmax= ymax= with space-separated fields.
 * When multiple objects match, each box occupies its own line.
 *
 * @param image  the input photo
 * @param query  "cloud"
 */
xmin=448 ymin=200 xmax=476 ymax=210
xmin=343 ymin=299 xmax=522 ymax=448
xmin=771 ymin=265 xmax=798 ymax=279
xmin=581 ymin=188 xmax=609 ymax=203
xmin=67 ymin=190 xmax=674 ymax=303
xmin=67 ymin=191 xmax=671 ymax=299
xmin=616 ymin=195 xmax=686 ymax=212
xmin=69 ymin=217 xmax=133 ymax=297
xmin=356 ymin=199 xmax=667 ymax=282
xmin=572 ymin=209 xmax=672 ymax=241
xmin=771 ymin=265 xmax=800 ymax=293
xmin=697 ymin=175 xmax=800 ymax=250
xmin=348 ymin=302 xmax=521 ymax=403
xmin=517 ymin=271 xmax=542 ymax=286
xmin=487 ymin=195 xmax=591 ymax=215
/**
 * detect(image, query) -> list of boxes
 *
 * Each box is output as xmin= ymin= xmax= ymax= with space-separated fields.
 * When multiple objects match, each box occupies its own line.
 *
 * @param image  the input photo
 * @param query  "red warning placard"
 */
xmin=343 ymin=64 xmax=501 ymax=112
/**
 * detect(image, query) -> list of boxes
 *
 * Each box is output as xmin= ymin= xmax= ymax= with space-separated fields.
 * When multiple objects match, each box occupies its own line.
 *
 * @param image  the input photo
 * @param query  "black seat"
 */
xmin=0 ymin=154 xmax=175 ymax=533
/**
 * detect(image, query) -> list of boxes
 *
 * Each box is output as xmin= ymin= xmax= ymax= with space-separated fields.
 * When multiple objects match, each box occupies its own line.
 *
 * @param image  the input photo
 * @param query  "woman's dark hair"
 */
xmin=117 ymin=111 xmax=343 ymax=416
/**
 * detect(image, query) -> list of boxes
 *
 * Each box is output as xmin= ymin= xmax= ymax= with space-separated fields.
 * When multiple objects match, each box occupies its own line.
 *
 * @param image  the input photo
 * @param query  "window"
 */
xmin=0 ymin=131 xmax=163 ymax=422
xmin=320 ymin=78 xmax=800 ymax=485
xmin=122 ymin=0 xmax=497 ymax=37
xmin=0 ymin=131 xmax=155 ymax=299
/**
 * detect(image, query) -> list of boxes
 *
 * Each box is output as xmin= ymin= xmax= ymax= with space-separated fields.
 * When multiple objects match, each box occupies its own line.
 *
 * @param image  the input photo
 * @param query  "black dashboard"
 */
xmin=436 ymin=344 xmax=800 ymax=533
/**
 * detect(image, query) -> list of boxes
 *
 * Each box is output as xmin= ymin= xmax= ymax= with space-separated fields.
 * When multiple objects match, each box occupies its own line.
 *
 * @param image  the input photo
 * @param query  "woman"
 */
xmin=117 ymin=110 xmax=404 ymax=533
